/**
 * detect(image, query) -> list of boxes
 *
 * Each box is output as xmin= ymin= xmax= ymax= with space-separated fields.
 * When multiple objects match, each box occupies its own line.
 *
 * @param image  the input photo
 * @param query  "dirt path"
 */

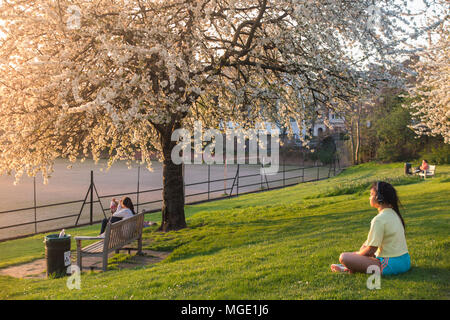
xmin=0 ymin=259 xmax=47 ymax=279
xmin=0 ymin=249 xmax=170 ymax=279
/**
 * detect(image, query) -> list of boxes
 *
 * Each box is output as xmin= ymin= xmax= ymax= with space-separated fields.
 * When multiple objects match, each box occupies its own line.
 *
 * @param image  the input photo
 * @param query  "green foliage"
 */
xmin=360 ymin=92 xmax=449 ymax=165
xmin=372 ymin=95 xmax=422 ymax=162
xmin=420 ymin=144 xmax=450 ymax=165
xmin=317 ymin=136 xmax=337 ymax=165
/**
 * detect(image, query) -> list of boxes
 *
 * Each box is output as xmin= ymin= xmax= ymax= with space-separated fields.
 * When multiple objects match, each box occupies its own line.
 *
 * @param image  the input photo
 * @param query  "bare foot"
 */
xmin=331 ymin=264 xmax=350 ymax=273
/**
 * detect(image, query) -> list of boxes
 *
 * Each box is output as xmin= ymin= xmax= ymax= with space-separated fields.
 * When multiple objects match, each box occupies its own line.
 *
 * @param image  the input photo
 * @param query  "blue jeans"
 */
xmin=100 ymin=216 xmax=122 ymax=234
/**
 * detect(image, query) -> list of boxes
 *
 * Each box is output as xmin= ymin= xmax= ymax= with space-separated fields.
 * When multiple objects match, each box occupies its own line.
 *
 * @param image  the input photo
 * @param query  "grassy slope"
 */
xmin=0 ymin=162 xmax=449 ymax=299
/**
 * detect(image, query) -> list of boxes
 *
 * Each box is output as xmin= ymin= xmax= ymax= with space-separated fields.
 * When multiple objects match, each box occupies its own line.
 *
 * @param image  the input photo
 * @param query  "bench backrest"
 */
xmin=104 ymin=213 xmax=144 ymax=251
xmin=428 ymin=165 xmax=436 ymax=174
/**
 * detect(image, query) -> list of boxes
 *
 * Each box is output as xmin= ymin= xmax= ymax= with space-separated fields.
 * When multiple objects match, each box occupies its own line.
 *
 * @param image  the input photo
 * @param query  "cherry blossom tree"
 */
xmin=0 ymin=0 xmax=445 ymax=231
xmin=408 ymin=23 xmax=450 ymax=143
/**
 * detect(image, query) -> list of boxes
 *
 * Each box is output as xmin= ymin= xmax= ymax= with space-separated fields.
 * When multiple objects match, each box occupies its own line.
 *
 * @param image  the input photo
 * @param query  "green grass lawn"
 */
xmin=0 ymin=162 xmax=449 ymax=299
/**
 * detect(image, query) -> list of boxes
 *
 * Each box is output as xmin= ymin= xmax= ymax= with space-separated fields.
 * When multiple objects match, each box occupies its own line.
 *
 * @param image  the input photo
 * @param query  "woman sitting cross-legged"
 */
xmin=99 ymin=196 xmax=136 ymax=235
xmin=331 ymin=181 xmax=411 ymax=276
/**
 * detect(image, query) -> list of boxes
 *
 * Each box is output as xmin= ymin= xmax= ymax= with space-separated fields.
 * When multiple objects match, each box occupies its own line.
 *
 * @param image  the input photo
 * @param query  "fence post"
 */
xmin=34 ymin=176 xmax=37 ymax=234
xmin=75 ymin=179 xmax=92 ymax=226
xmin=224 ymin=163 xmax=227 ymax=195
xmin=334 ymin=155 xmax=337 ymax=175
xmin=328 ymin=162 xmax=331 ymax=178
xmin=208 ymin=164 xmax=210 ymax=201
xmin=302 ymin=149 xmax=305 ymax=183
xmin=283 ymin=157 xmax=285 ymax=187
xmin=332 ymin=155 xmax=336 ymax=176
xmin=237 ymin=164 xmax=240 ymax=196
xmin=90 ymin=170 xmax=93 ymax=225
xmin=317 ymin=164 xmax=320 ymax=181
xmin=137 ymin=165 xmax=140 ymax=214
xmin=260 ymin=161 xmax=263 ymax=190
xmin=182 ymin=163 xmax=185 ymax=201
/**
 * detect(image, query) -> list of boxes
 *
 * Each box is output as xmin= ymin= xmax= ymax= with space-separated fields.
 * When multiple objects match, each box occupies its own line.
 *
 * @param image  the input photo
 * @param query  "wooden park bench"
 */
xmin=76 ymin=212 xmax=145 ymax=272
xmin=418 ymin=165 xmax=436 ymax=179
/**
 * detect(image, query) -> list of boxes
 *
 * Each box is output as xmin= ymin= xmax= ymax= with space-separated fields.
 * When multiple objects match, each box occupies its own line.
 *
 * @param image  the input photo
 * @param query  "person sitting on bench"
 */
xmin=414 ymin=159 xmax=429 ymax=174
xmin=100 ymin=196 xmax=136 ymax=234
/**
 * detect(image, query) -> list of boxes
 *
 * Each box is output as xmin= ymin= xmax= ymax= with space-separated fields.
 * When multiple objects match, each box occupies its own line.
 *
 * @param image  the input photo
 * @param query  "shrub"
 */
xmin=317 ymin=136 xmax=337 ymax=165
xmin=420 ymin=144 xmax=450 ymax=165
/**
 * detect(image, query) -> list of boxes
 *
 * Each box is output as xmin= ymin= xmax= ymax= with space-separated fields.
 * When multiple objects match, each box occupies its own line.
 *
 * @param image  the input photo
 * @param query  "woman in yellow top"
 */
xmin=331 ymin=181 xmax=411 ymax=275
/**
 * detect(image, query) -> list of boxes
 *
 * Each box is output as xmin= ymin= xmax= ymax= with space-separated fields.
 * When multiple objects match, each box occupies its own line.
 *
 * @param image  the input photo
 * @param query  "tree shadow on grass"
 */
xmin=162 ymin=211 xmax=358 ymax=263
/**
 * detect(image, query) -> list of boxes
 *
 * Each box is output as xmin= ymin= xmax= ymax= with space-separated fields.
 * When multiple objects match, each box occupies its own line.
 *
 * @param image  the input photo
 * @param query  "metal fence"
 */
xmin=0 ymin=157 xmax=343 ymax=242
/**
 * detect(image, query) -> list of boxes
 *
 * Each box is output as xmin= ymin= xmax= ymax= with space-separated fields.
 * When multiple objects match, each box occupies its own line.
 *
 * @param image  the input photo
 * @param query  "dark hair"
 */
xmin=122 ymin=197 xmax=136 ymax=215
xmin=372 ymin=181 xmax=405 ymax=230
xmin=423 ymin=159 xmax=428 ymax=163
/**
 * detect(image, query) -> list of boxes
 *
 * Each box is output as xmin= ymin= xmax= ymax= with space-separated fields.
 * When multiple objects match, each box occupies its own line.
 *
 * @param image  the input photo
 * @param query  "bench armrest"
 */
xmin=75 ymin=235 xmax=105 ymax=241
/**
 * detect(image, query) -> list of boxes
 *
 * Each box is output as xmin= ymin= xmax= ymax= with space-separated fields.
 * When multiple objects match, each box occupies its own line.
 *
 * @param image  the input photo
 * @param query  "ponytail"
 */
xmin=391 ymin=201 xmax=405 ymax=231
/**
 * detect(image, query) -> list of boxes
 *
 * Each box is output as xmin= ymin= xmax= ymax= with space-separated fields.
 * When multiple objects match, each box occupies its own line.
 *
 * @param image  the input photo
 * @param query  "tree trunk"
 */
xmin=158 ymin=126 xmax=187 ymax=232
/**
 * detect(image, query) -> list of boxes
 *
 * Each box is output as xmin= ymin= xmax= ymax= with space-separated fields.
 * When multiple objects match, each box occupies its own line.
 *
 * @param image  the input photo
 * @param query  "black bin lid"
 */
xmin=45 ymin=234 xmax=71 ymax=242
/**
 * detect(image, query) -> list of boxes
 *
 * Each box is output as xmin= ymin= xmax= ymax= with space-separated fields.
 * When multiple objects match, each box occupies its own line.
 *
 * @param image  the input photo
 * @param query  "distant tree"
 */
xmin=374 ymin=96 xmax=422 ymax=162
xmin=317 ymin=136 xmax=336 ymax=165
xmin=408 ymin=23 xmax=450 ymax=144
xmin=343 ymin=102 xmax=367 ymax=165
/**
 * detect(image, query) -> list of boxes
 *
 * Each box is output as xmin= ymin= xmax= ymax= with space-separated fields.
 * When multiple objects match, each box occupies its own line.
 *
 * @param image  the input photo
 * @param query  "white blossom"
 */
xmin=0 ymin=0 xmax=445 ymax=182
xmin=407 ymin=25 xmax=450 ymax=143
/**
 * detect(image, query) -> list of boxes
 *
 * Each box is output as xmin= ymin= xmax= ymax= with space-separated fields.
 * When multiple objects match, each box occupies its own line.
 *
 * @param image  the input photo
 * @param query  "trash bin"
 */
xmin=404 ymin=162 xmax=412 ymax=175
xmin=44 ymin=234 xmax=71 ymax=278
